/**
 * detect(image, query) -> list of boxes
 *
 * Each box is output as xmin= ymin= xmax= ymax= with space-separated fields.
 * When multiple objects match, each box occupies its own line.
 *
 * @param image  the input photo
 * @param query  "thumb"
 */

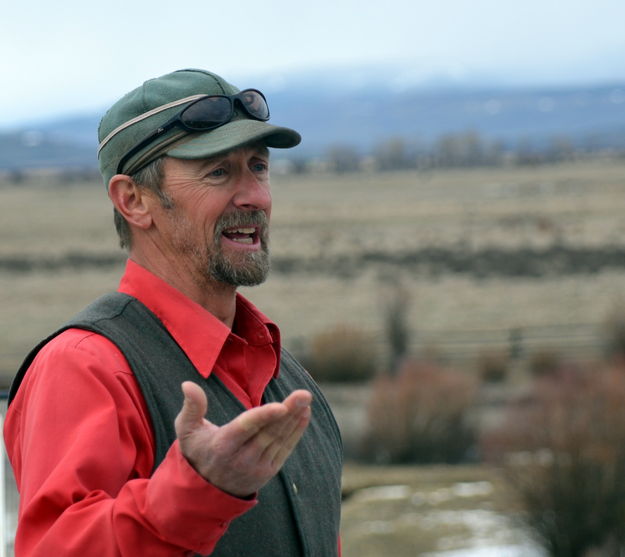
xmin=175 ymin=381 xmax=209 ymax=438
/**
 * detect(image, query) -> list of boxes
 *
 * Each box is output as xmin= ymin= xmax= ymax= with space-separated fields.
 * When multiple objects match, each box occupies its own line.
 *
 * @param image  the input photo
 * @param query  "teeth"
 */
xmin=232 ymin=237 xmax=254 ymax=244
xmin=231 ymin=227 xmax=255 ymax=234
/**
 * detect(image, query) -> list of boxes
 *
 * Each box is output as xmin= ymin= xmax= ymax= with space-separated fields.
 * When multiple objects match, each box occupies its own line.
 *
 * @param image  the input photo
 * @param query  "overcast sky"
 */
xmin=1 ymin=0 xmax=624 ymax=127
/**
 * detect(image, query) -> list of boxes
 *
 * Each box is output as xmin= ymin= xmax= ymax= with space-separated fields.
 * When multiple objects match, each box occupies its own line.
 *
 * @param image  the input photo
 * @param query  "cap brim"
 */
xmin=165 ymin=119 xmax=301 ymax=160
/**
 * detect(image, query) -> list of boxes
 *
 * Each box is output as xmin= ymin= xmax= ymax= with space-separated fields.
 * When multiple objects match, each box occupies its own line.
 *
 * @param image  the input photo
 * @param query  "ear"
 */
xmin=108 ymin=175 xmax=154 ymax=231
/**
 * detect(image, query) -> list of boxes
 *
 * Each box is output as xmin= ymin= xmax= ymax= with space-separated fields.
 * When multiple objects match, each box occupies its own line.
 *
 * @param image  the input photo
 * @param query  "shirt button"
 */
xmin=292 ymin=482 xmax=299 ymax=495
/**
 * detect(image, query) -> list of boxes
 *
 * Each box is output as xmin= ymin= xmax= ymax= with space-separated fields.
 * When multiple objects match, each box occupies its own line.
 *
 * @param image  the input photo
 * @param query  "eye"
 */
xmin=251 ymin=161 xmax=269 ymax=173
xmin=208 ymin=167 xmax=226 ymax=178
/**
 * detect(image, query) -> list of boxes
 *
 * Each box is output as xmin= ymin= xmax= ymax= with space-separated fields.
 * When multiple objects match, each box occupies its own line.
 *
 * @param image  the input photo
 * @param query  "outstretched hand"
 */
xmin=174 ymin=381 xmax=312 ymax=498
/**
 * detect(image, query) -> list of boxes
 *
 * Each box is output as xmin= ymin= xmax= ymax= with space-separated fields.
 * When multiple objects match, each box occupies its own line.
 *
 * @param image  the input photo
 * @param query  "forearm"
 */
xmin=5 ymin=332 xmax=254 ymax=556
xmin=15 ymin=442 xmax=255 ymax=556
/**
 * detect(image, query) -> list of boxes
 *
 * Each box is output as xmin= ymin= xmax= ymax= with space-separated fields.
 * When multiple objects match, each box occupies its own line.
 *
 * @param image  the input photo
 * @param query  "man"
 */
xmin=4 ymin=69 xmax=343 ymax=556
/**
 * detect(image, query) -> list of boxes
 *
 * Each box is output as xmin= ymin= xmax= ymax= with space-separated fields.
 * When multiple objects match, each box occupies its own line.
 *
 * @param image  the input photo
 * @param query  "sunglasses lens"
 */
xmin=240 ymin=90 xmax=270 ymax=120
xmin=181 ymin=97 xmax=233 ymax=130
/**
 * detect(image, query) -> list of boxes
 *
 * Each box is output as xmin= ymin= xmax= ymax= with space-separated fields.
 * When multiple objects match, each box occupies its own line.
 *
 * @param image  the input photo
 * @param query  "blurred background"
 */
xmin=2 ymin=1 xmax=625 ymax=555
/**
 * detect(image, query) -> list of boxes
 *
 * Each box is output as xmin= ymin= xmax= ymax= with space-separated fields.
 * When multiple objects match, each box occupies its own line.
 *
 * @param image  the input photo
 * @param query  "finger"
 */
xmin=175 ymin=381 xmax=209 ymax=438
xmin=261 ymin=392 xmax=311 ymax=447
xmin=257 ymin=404 xmax=310 ymax=465
xmin=239 ymin=392 xmax=311 ymax=453
xmin=282 ymin=390 xmax=313 ymax=412
xmin=240 ymin=390 xmax=311 ymax=448
xmin=251 ymin=409 xmax=301 ymax=454
xmin=224 ymin=403 xmax=289 ymax=446
xmin=264 ymin=390 xmax=312 ymax=451
xmin=220 ymin=392 xmax=311 ymax=455
xmin=269 ymin=407 xmax=312 ymax=467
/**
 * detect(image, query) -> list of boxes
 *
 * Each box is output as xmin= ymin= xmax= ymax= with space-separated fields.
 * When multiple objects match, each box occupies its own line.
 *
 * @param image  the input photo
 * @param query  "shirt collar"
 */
xmin=117 ymin=259 xmax=281 ymax=378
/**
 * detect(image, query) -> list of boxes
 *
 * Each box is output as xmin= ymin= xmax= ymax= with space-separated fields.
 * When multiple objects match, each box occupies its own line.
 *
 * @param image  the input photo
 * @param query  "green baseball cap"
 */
xmin=97 ymin=68 xmax=301 ymax=187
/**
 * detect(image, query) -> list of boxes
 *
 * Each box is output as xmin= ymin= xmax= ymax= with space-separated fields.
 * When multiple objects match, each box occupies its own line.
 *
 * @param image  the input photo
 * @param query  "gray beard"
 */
xmin=207 ymin=210 xmax=270 ymax=287
xmin=208 ymin=243 xmax=270 ymax=287
xmin=164 ymin=195 xmax=271 ymax=288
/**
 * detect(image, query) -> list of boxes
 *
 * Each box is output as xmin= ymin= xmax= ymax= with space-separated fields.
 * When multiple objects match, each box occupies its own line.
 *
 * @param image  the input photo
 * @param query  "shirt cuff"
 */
xmin=145 ymin=440 xmax=257 ymax=554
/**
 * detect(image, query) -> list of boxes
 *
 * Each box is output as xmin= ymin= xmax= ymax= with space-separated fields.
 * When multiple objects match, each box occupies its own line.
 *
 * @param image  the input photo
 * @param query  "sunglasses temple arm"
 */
xmin=116 ymin=122 xmax=176 ymax=175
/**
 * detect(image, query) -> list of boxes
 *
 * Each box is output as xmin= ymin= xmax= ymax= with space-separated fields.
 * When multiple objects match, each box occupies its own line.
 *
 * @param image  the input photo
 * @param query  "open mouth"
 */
xmin=221 ymin=226 xmax=261 ymax=246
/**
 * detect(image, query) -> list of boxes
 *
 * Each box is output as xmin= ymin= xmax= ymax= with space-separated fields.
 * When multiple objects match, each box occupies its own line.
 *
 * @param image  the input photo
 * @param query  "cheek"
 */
xmin=203 ymin=208 xmax=228 ymax=243
xmin=265 ymin=192 xmax=273 ymax=220
xmin=189 ymin=194 xmax=232 ymax=229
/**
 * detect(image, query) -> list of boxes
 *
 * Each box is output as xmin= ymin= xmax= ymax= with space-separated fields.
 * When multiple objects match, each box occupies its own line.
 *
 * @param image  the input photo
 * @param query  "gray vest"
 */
xmin=11 ymin=293 xmax=343 ymax=557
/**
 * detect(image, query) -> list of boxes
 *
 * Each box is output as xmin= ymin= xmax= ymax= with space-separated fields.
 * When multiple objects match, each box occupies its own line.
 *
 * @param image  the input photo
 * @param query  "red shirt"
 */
xmin=3 ymin=260 xmax=283 ymax=556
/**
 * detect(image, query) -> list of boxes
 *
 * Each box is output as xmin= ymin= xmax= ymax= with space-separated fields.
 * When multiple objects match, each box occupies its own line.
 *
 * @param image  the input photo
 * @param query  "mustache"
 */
xmin=214 ymin=210 xmax=269 ymax=237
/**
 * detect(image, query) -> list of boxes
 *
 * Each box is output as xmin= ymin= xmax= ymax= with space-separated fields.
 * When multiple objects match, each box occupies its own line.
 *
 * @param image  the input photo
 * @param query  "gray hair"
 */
xmin=113 ymin=157 xmax=170 ymax=250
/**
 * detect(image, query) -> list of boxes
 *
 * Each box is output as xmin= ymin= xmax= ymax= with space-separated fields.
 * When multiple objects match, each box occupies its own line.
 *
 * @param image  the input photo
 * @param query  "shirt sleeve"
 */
xmin=3 ymin=329 xmax=256 ymax=557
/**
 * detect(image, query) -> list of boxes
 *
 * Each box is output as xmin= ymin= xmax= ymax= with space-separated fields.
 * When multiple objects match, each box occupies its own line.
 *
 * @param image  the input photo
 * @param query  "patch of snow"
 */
xmin=355 ymin=520 xmax=396 ymax=535
xmin=350 ymin=484 xmax=411 ymax=503
xmin=451 ymin=481 xmax=494 ymax=498
xmin=419 ymin=509 xmax=545 ymax=557
xmin=424 ymin=545 xmax=544 ymax=557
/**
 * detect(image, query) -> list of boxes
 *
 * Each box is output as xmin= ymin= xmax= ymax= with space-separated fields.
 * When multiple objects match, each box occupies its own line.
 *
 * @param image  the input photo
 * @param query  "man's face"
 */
xmin=152 ymin=145 xmax=272 ymax=288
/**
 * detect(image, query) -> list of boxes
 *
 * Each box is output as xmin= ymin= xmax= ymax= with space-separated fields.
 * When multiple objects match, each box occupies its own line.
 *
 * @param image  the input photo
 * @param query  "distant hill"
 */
xmin=1 ymin=76 xmax=625 ymax=170
xmin=278 ymin=82 xmax=625 ymax=153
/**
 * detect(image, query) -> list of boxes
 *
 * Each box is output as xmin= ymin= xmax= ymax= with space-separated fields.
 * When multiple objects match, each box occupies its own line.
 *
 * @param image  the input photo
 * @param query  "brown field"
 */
xmin=2 ymin=158 xmax=625 ymax=554
xmin=2 ymin=158 xmax=625 ymax=382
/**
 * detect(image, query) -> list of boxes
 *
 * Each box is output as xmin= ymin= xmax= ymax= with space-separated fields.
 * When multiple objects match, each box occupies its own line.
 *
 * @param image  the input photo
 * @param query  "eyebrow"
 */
xmin=245 ymin=142 xmax=270 ymax=159
xmin=189 ymin=145 xmax=269 ymax=173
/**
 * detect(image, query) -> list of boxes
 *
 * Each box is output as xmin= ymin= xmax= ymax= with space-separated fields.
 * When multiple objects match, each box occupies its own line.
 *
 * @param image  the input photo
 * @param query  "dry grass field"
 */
xmin=2 ymin=158 xmax=625 ymax=555
xmin=2 ymin=158 xmax=625 ymax=382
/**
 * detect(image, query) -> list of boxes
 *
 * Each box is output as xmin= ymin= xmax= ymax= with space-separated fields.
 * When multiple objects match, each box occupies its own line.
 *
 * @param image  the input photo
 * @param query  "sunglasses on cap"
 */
xmin=116 ymin=89 xmax=270 ymax=174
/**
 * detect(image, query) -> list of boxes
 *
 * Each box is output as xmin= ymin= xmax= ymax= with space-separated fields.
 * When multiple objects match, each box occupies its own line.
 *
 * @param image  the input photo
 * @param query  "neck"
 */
xmin=129 ymin=250 xmax=238 ymax=328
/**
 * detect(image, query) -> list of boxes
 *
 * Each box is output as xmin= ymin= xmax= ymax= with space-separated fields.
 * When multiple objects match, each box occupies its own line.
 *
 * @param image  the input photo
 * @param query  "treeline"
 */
xmin=3 ymin=130 xmax=625 ymax=185
xmin=288 ymin=130 xmax=625 ymax=174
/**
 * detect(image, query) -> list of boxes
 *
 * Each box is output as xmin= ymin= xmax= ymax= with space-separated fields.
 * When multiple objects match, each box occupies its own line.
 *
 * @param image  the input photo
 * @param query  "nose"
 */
xmin=232 ymin=169 xmax=272 ymax=212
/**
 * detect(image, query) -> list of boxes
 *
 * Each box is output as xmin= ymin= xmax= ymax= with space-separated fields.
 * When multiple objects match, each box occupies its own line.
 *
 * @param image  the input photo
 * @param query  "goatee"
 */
xmin=208 ymin=210 xmax=270 ymax=287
